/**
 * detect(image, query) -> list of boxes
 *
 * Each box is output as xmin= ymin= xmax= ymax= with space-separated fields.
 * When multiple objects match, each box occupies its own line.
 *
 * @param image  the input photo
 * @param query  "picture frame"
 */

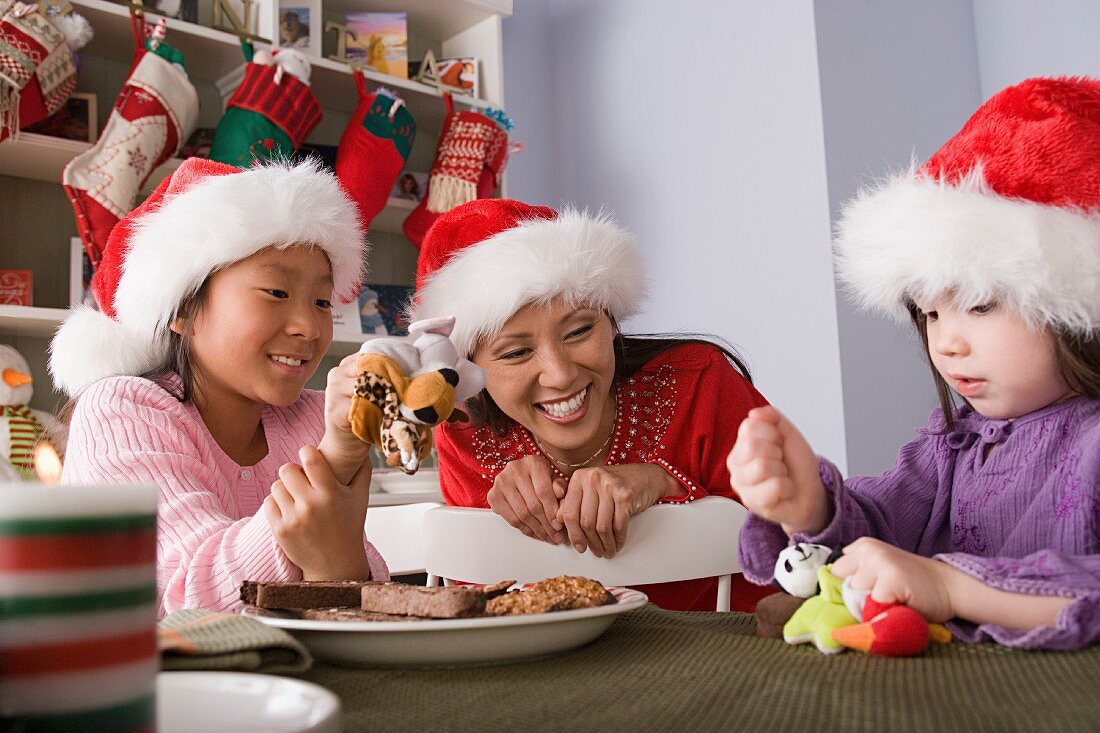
xmin=277 ymin=0 xmax=321 ymax=57
xmin=0 ymin=269 xmax=32 ymax=306
xmin=23 ymin=92 xmax=97 ymax=143
xmin=358 ymin=283 xmax=413 ymax=336
xmin=69 ymin=238 xmax=94 ymax=309
xmin=435 ymin=57 xmax=479 ymax=98
xmin=344 ymin=12 xmax=408 ymax=78
xmin=390 ymin=171 xmax=428 ymax=202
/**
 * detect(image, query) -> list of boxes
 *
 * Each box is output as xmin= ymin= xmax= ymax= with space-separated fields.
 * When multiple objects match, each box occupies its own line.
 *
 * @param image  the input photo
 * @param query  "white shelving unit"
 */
xmin=0 ymin=0 xmax=512 ymax=493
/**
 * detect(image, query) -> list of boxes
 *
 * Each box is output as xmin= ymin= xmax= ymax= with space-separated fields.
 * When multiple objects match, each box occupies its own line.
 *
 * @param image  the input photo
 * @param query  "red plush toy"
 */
xmin=833 ymin=580 xmax=952 ymax=656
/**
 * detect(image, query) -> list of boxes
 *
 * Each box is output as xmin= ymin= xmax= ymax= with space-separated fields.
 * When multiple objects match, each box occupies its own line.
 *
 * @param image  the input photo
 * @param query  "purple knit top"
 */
xmin=739 ymin=396 xmax=1100 ymax=649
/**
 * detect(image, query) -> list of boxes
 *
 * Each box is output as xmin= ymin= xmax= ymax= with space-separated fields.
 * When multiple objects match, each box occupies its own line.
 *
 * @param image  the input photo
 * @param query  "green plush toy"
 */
xmin=783 ymin=564 xmax=857 ymax=654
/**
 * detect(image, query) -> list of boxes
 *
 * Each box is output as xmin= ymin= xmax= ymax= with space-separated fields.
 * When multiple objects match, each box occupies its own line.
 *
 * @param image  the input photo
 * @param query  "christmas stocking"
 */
xmin=335 ymin=74 xmax=416 ymax=231
xmin=0 ymin=1 xmax=91 ymax=141
xmin=62 ymin=15 xmax=198 ymax=268
xmin=208 ymin=47 xmax=321 ymax=168
xmin=403 ymin=94 xmax=509 ymax=247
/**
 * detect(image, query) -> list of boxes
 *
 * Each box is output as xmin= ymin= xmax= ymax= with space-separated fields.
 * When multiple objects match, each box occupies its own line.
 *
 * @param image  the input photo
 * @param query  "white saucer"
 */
xmin=157 ymin=672 xmax=340 ymax=733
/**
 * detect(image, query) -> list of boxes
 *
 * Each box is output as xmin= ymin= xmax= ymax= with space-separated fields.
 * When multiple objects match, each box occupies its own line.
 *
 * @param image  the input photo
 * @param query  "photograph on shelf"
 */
xmin=0 ymin=270 xmax=32 ymax=306
xmin=151 ymin=0 xmax=198 ymax=24
xmin=438 ymin=56 xmax=479 ymax=97
xmin=345 ymin=12 xmax=408 ymax=78
xmin=390 ymin=171 xmax=428 ymax=202
xmin=23 ymin=93 xmax=97 ymax=143
xmin=277 ymin=0 xmax=321 ymax=56
xmin=358 ymin=283 xmax=413 ymax=336
xmin=69 ymin=238 xmax=95 ymax=309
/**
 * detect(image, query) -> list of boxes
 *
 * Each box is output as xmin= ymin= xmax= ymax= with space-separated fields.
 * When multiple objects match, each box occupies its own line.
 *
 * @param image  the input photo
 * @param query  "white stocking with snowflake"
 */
xmin=63 ymin=33 xmax=197 ymax=267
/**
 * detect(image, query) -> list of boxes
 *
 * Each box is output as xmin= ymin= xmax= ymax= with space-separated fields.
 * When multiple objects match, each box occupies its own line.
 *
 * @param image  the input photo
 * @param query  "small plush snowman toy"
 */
xmin=0 ymin=345 xmax=64 ymax=480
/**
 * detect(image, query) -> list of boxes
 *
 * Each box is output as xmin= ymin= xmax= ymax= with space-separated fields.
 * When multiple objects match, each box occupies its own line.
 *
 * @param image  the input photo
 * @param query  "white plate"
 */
xmin=373 ymin=471 xmax=440 ymax=494
xmin=157 ymin=672 xmax=340 ymax=733
xmin=242 ymin=586 xmax=647 ymax=668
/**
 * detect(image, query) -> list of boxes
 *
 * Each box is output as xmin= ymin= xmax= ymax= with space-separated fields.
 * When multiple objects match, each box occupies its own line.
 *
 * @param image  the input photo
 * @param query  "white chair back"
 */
xmin=365 ymin=502 xmax=442 ymax=577
xmin=421 ymin=496 xmax=746 ymax=611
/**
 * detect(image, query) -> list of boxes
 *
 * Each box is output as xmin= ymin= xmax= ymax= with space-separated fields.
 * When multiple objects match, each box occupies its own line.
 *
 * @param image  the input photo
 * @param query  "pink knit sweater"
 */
xmin=61 ymin=375 xmax=389 ymax=616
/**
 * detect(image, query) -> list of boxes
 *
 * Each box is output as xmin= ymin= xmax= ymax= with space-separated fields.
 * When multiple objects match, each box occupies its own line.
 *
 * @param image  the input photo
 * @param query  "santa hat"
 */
xmin=409 ymin=199 xmax=645 ymax=358
xmin=834 ymin=76 xmax=1100 ymax=333
xmin=50 ymin=157 xmax=365 ymax=397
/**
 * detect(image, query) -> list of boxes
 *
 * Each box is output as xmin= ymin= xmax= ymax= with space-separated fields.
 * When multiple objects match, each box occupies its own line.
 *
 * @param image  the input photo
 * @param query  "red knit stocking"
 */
xmin=403 ymin=94 xmax=509 ymax=248
xmin=0 ymin=2 xmax=79 ymax=141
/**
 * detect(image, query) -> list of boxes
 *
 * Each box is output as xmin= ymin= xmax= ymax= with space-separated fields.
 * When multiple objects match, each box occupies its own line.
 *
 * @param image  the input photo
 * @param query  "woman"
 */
xmin=410 ymin=199 xmax=773 ymax=612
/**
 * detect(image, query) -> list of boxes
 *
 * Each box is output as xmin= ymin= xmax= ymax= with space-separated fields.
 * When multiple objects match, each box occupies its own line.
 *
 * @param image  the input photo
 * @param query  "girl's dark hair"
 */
xmin=906 ymin=301 xmax=1100 ymax=430
xmin=142 ymin=280 xmax=213 ymax=403
xmin=60 ymin=281 xmax=212 ymax=424
xmin=466 ymin=331 xmax=753 ymax=437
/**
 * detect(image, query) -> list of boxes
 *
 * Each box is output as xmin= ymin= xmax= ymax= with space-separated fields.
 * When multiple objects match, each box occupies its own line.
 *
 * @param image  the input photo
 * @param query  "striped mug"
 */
xmin=0 ymin=483 xmax=158 ymax=732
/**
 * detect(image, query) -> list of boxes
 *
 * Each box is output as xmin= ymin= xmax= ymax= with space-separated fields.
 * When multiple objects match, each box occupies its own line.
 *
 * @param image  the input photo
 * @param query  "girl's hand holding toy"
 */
xmin=264 ymin=445 xmax=373 ymax=581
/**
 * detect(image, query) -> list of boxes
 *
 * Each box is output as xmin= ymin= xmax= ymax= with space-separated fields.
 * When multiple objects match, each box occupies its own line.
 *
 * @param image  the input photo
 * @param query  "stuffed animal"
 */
xmin=755 ymin=542 xmax=836 ymax=638
xmin=774 ymin=542 xmax=835 ymax=598
xmin=832 ymin=578 xmax=952 ymax=656
xmin=349 ymin=316 xmax=485 ymax=474
xmin=0 ymin=345 xmax=64 ymax=480
xmin=771 ymin=541 xmax=952 ymax=656
xmin=782 ymin=564 xmax=858 ymax=654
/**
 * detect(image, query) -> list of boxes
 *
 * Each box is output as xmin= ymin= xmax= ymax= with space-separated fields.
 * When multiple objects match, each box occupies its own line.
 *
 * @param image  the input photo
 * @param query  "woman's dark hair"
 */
xmin=906 ymin=301 xmax=1100 ymax=430
xmin=466 ymin=331 xmax=753 ymax=437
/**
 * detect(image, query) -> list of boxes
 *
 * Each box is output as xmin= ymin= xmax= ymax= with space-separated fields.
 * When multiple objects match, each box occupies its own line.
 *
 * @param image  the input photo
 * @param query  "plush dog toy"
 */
xmin=349 ymin=316 xmax=485 ymax=474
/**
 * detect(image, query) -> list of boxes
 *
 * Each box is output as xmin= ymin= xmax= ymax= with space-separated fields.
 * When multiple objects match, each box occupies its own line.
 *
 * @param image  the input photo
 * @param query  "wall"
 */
xmin=813 ymin=0 xmax=983 ymax=475
xmin=503 ymin=0 xmax=848 ymax=469
xmin=973 ymin=0 xmax=1100 ymax=98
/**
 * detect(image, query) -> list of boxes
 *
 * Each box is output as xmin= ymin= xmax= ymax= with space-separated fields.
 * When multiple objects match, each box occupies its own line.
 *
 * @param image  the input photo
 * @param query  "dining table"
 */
xmin=293 ymin=603 xmax=1100 ymax=732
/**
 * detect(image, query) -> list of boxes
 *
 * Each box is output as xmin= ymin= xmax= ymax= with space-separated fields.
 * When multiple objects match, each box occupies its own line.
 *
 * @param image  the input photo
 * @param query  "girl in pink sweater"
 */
xmin=51 ymin=159 xmax=388 ymax=615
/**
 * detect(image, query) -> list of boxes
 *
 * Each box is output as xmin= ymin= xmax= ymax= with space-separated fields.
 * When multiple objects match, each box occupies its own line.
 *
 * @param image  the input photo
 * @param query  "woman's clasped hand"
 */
xmin=489 ymin=455 xmax=680 ymax=558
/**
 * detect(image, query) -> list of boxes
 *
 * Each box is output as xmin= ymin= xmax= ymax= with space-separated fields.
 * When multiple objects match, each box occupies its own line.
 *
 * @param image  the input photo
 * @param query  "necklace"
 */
xmin=534 ymin=394 xmax=618 ymax=469
xmin=536 ymin=429 xmax=614 ymax=469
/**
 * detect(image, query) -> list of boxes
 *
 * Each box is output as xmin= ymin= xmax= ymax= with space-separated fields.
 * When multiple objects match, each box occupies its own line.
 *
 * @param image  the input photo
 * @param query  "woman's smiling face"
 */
xmin=472 ymin=300 xmax=618 ymax=463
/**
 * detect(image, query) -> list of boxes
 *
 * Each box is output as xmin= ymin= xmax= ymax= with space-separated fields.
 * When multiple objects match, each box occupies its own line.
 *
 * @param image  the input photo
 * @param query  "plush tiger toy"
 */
xmin=349 ymin=317 xmax=484 ymax=474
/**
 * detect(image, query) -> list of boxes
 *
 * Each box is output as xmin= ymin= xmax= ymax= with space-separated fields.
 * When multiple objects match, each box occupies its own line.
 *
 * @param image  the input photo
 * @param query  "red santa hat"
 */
xmin=409 ymin=199 xmax=645 ymax=358
xmin=50 ymin=157 xmax=364 ymax=397
xmin=834 ymin=76 xmax=1100 ymax=333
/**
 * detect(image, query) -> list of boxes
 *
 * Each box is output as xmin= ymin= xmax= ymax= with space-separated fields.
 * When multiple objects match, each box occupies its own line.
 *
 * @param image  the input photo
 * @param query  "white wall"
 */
xmin=504 ymin=0 xmax=847 ymax=469
xmin=973 ymin=0 xmax=1100 ymax=99
xmin=814 ymin=0 xmax=983 ymax=475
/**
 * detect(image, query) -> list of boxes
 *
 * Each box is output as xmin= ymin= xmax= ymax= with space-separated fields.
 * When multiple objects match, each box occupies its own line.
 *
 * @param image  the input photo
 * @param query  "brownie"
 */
xmin=360 ymin=583 xmax=490 ymax=618
xmin=240 ymin=580 xmax=373 ymax=610
xmin=300 ymin=607 xmax=426 ymax=622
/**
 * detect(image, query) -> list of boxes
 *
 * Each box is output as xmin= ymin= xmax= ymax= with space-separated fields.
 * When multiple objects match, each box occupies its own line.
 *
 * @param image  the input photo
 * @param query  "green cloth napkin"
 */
xmin=158 ymin=609 xmax=312 ymax=673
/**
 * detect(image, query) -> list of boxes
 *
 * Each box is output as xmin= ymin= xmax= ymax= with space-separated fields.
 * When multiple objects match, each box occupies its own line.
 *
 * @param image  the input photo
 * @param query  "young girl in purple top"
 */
xmin=729 ymin=77 xmax=1100 ymax=650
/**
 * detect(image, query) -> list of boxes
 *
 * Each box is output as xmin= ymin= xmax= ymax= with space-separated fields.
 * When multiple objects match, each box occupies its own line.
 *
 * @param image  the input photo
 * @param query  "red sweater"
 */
xmin=435 ymin=342 xmax=774 ymax=612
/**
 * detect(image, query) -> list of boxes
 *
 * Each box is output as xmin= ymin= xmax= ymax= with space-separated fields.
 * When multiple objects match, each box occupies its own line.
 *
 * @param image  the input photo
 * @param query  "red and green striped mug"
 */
xmin=0 ymin=483 xmax=158 ymax=732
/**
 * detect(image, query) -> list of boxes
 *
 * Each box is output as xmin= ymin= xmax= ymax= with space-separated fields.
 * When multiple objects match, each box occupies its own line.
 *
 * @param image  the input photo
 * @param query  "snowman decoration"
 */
xmin=0 ymin=345 xmax=63 ymax=481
